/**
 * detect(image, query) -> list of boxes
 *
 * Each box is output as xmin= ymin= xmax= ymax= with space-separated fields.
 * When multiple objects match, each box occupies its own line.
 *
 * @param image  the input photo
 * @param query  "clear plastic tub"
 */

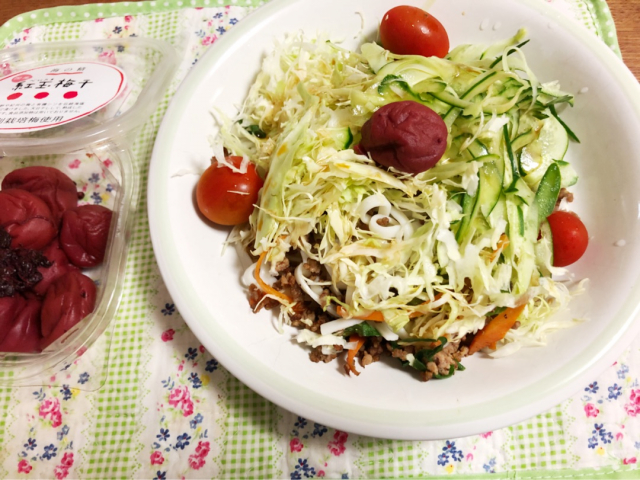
xmin=0 ymin=37 xmax=179 ymax=385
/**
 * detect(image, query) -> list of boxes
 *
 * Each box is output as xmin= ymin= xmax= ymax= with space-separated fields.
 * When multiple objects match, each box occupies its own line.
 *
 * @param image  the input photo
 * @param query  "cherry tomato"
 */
xmin=379 ymin=6 xmax=449 ymax=58
xmin=546 ymin=211 xmax=588 ymax=267
xmin=196 ymin=156 xmax=263 ymax=226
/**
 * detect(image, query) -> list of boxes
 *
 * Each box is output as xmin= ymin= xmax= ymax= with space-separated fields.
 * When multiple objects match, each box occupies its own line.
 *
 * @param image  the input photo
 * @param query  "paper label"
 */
xmin=0 ymin=62 xmax=126 ymax=133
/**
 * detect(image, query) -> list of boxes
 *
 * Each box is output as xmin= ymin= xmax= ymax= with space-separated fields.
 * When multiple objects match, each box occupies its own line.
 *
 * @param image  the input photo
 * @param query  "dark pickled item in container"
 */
xmin=0 ymin=233 xmax=52 ymax=297
xmin=40 ymin=270 xmax=96 ymax=349
xmin=0 ymin=190 xmax=58 ymax=250
xmin=34 ymin=239 xmax=78 ymax=297
xmin=60 ymin=205 xmax=113 ymax=268
xmin=2 ymin=166 xmax=78 ymax=225
xmin=0 ymin=296 xmax=42 ymax=353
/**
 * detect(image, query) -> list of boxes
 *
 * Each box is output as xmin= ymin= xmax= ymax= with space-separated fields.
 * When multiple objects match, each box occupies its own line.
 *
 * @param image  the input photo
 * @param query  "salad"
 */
xmin=196 ymin=6 xmax=588 ymax=381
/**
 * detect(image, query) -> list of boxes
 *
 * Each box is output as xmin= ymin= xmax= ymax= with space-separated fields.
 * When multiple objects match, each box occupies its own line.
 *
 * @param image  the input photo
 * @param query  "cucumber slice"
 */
xmin=511 ymin=129 xmax=537 ymax=153
xmin=478 ymin=161 xmax=502 ymax=218
xmin=556 ymin=160 xmax=578 ymax=187
xmin=321 ymin=127 xmax=353 ymax=150
xmin=519 ymin=114 xmax=569 ymax=188
xmin=534 ymin=162 xmax=561 ymax=223
xmin=455 ymin=186 xmax=480 ymax=244
xmin=467 ymin=139 xmax=489 ymax=159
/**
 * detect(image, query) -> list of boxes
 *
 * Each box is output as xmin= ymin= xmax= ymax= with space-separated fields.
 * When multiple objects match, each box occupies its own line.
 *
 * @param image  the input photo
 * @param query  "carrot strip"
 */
xmin=255 ymin=252 xmax=294 ymax=304
xmin=346 ymin=334 xmax=366 ymax=376
xmin=468 ymin=304 xmax=526 ymax=355
xmin=336 ymin=294 xmax=443 ymax=322
xmin=490 ymin=234 xmax=510 ymax=262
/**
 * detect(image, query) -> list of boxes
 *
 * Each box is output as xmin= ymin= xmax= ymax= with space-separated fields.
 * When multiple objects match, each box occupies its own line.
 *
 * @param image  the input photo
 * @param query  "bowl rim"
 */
xmin=148 ymin=0 xmax=640 ymax=440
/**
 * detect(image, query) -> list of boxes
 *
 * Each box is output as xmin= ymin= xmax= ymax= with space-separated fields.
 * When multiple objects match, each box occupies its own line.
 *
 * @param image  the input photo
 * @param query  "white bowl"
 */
xmin=148 ymin=0 xmax=640 ymax=440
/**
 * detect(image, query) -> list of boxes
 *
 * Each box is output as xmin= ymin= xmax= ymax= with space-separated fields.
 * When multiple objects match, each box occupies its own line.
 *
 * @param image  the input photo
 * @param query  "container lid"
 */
xmin=0 ymin=37 xmax=179 ymax=156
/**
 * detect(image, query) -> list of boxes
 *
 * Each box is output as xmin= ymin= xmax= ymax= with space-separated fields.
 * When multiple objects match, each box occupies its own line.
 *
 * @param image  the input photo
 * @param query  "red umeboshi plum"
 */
xmin=2 ymin=166 xmax=78 ymax=224
xmin=60 ymin=205 xmax=112 ymax=268
xmin=0 ymin=190 xmax=57 ymax=250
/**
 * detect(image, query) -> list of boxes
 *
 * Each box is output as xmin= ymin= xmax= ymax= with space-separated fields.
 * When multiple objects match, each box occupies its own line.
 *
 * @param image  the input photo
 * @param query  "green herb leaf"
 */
xmin=343 ymin=323 xmax=381 ymax=337
xmin=245 ymin=124 xmax=267 ymax=139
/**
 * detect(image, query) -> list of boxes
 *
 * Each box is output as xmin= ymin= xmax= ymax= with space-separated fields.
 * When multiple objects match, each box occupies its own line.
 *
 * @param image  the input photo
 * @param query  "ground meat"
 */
xmin=247 ymin=252 xmax=470 ymax=382
xmin=247 ymin=284 xmax=279 ymax=311
xmin=319 ymin=288 xmax=331 ymax=308
xmin=309 ymin=345 xmax=343 ymax=363
xmin=275 ymin=258 xmax=290 ymax=273
xmin=304 ymin=259 xmax=321 ymax=275
xmin=555 ymin=188 xmax=574 ymax=209
xmin=387 ymin=339 xmax=469 ymax=382
xmin=376 ymin=217 xmax=390 ymax=226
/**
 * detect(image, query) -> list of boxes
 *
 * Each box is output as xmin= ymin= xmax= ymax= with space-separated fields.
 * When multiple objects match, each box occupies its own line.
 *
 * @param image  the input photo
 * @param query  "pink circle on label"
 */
xmin=12 ymin=74 xmax=32 ymax=83
xmin=34 ymin=92 xmax=49 ymax=99
xmin=63 ymin=91 xmax=78 ymax=99
xmin=7 ymin=92 xmax=22 ymax=100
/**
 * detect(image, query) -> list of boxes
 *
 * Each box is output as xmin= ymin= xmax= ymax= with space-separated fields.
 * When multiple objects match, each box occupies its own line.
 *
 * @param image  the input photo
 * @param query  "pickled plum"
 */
xmin=40 ymin=270 xmax=96 ymax=348
xmin=0 ymin=295 xmax=27 ymax=344
xmin=34 ymin=239 xmax=77 ymax=296
xmin=359 ymin=101 xmax=448 ymax=174
xmin=0 ymin=189 xmax=57 ymax=250
xmin=2 ymin=166 xmax=78 ymax=224
xmin=0 ymin=296 xmax=42 ymax=353
xmin=60 ymin=205 xmax=112 ymax=268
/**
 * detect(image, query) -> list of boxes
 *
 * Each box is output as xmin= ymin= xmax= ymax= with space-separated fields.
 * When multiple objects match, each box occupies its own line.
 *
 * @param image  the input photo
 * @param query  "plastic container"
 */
xmin=0 ymin=37 xmax=179 ymax=385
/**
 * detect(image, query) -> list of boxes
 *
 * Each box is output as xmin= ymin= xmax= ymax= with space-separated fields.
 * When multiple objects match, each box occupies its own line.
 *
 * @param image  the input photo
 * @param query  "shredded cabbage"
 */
xmin=220 ymin=30 xmax=585 ymax=355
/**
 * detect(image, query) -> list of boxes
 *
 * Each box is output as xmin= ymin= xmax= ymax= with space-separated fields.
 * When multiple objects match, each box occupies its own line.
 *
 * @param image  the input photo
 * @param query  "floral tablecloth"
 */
xmin=0 ymin=0 xmax=638 ymax=478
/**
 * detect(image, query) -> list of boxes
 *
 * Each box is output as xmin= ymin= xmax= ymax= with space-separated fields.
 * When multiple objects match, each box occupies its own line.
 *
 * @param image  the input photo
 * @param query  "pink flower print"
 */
xmin=466 ymin=453 xmax=474 ymax=461
xmin=290 ymin=438 xmax=303 ymax=453
xmin=168 ymin=386 xmax=194 ymax=417
xmin=328 ymin=441 xmax=346 ymax=456
xmin=178 ymin=363 xmax=184 ymax=372
xmin=199 ymin=345 xmax=205 ymax=353
xmin=318 ymin=471 xmax=325 ymax=477
xmin=623 ymin=457 xmax=637 ymax=465
xmin=188 ymin=454 xmax=206 ymax=470
xmin=60 ymin=453 xmax=74 ymax=468
xmin=584 ymin=403 xmax=600 ymax=418
xmin=69 ymin=159 xmax=81 ymax=169
xmin=480 ymin=431 xmax=493 ymax=438
xmin=0 ymin=62 xmax=11 ymax=76
xmin=124 ymin=15 xmax=133 ymax=22
xmin=183 ymin=399 xmax=194 ymax=417
xmin=103 ymin=159 xmax=113 ymax=168
xmin=98 ymin=50 xmax=116 ymax=65
xmin=150 ymin=451 xmax=164 ymax=465
xmin=333 ymin=430 xmax=348 ymax=444
xmin=161 ymin=329 xmax=175 ymax=342
xmin=39 ymin=397 xmax=62 ymax=427
xmin=54 ymin=465 xmax=69 ymax=480
xmin=195 ymin=441 xmax=210 ymax=457
xmin=95 ymin=17 xmax=104 ymax=22
xmin=202 ymin=36 xmax=216 ymax=46
xmin=624 ymin=388 xmax=640 ymax=417
xmin=17 ymin=459 xmax=32 ymax=473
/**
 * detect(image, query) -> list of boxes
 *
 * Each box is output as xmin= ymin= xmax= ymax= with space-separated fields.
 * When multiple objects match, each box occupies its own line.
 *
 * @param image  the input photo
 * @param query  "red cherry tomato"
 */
xmin=196 ymin=156 xmax=263 ymax=226
xmin=379 ymin=6 xmax=450 ymax=58
xmin=547 ymin=211 xmax=588 ymax=267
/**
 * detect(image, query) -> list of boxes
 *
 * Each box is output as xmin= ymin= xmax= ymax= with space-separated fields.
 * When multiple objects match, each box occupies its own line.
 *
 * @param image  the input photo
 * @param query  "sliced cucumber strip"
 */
xmin=519 ymin=114 xmax=569 ymax=188
xmin=534 ymin=162 xmax=561 ymax=224
xmin=478 ymin=161 xmax=503 ymax=218
xmin=556 ymin=160 xmax=578 ymax=187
